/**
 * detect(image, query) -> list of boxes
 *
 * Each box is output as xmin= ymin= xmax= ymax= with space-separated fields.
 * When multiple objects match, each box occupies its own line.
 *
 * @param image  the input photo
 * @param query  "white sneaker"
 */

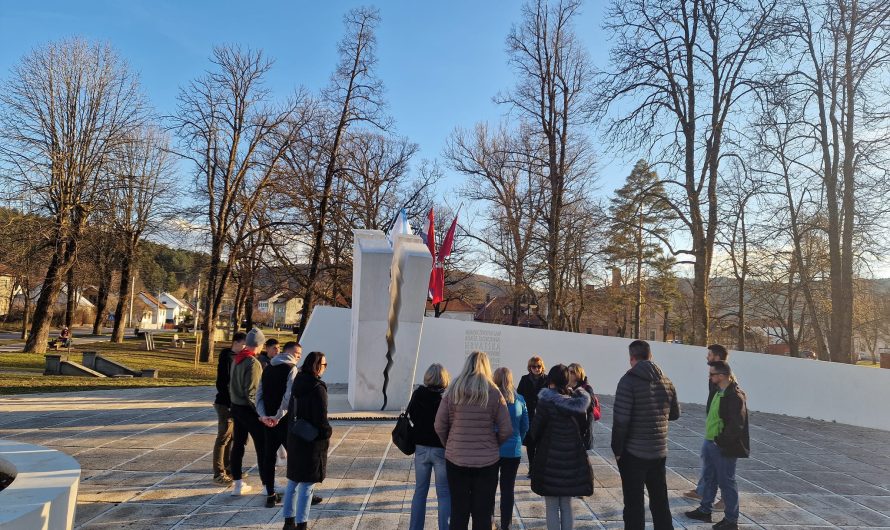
xmin=231 ymin=480 xmax=253 ymax=496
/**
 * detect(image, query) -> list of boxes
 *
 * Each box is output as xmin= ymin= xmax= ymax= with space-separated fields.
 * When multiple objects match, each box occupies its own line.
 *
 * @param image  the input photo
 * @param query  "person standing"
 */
xmin=530 ymin=365 xmax=594 ymax=530
xmin=259 ymin=338 xmax=280 ymax=368
xmin=612 ymin=340 xmax=680 ymax=530
xmin=492 ymin=367 xmax=528 ymax=530
xmin=684 ymin=344 xmax=730 ymax=511
xmin=567 ymin=363 xmax=600 ymax=450
xmin=407 ymin=363 xmax=452 ymax=530
xmin=282 ymin=352 xmax=331 ymax=530
xmin=257 ymin=341 xmax=300 ymax=507
xmin=516 ymin=356 xmax=546 ymax=469
xmin=212 ymin=331 xmax=246 ymax=485
xmin=229 ymin=327 xmax=267 ymax=495
xmin=684 ymin=361 xmax=749 ymax=530
xmin=435 ymin=351 xmax=513 ymax=530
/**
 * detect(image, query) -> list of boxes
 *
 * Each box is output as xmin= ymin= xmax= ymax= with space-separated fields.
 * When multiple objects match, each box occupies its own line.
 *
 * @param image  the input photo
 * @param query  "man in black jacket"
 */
xmin=612 ymin=340 xmax=680 ymax=530
xmin=212 ymin=331 xmax=246 ymax=484
xmin=684 ymin=361 xmax=749 ymax=530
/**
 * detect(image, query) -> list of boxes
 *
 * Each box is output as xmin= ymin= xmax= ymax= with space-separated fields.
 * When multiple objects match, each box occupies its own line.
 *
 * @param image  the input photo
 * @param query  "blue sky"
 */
xmin=0 ymin=0 xmax=630 ymax=199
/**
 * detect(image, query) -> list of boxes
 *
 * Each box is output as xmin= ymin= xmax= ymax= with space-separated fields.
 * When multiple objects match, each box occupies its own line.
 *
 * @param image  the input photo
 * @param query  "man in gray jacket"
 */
xmin=612 ymin=340 xmax=680 ymax=530
xmin=229 ymin=327 xmax=266 ymax=495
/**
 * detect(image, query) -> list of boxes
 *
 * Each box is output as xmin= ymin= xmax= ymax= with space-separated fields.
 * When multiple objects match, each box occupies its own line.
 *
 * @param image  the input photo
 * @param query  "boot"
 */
xmin=295 ymin=523 xmax=307 ymax=530
xmin=282 ymin=517 xmax=296 ymax=530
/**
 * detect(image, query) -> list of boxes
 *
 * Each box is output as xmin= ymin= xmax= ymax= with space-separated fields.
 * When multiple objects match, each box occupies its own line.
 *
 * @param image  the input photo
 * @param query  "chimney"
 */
xmin=611 ymin=267 xmax=622 ymax=289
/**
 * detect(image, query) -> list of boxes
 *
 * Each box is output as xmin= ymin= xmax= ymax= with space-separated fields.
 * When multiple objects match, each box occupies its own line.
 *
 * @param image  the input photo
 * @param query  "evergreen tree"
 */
xmin=604 ymin=160 xmax=673 ymax=338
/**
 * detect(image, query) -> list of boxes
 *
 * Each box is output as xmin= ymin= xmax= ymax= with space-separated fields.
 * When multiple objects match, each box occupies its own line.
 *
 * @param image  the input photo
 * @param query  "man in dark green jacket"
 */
xmin=684 ymin=361 xmax=749 ymax=530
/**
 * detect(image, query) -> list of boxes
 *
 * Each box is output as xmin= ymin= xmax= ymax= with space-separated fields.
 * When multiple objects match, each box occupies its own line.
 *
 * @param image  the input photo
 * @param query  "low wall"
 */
xmin=301 ymin=306 xmax=890 ymax=431
xmin=0 ymin=440 xmax=80 ymax=530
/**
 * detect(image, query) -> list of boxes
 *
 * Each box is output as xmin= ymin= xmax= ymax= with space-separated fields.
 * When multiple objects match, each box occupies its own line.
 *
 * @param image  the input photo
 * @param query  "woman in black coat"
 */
xmin=282 ymin=352 xmax=331 ymax=530
xmin=530 ymin=364 xmax=594 ymax=530
xmin=516 ymin=355 xmax=547 ymax=468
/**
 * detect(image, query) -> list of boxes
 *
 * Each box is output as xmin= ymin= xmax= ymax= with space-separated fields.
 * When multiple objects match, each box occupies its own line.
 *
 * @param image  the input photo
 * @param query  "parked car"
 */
xmin=856 ymin=351 xmax=877 ymax=362
xmin=799 ymin=350 xmax=817 ymax=360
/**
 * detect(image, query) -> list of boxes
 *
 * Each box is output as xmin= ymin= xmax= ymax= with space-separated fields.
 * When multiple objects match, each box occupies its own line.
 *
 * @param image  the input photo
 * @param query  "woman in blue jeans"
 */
xmin=492 ymin=367 xmax=528 ymax=530
xmin=407 ymin=363 xmax=451 ymax=530
xmin=282 ymin=352 xmax=330 ymax=530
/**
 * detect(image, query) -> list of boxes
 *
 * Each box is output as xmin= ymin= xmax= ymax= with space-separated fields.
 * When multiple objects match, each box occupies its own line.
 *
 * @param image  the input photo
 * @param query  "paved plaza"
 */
xmin=0 ymin=386 xmax=889 ymax=529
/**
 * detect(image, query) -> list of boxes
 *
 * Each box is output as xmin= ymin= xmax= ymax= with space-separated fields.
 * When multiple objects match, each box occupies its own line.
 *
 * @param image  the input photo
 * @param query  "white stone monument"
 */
xmin=348 ymin=229 xmax=432 ymax=411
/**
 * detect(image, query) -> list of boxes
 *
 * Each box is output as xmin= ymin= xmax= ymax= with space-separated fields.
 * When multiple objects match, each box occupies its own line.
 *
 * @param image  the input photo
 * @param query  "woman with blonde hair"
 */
xmin=567 ymin=363 xmax=601 ymax=450
xmin=435 ymin=351 xmax=513 ymax=530
xmin=407 ymin=363 xmax=452 ymax=530
xmin=492 ymin=367 xmax=529 ymax=530
xmin=517 ymin=355 xmax=547 ymax=468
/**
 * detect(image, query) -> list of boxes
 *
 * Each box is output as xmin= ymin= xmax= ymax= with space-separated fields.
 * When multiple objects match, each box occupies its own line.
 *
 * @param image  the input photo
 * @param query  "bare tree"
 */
xmin=172 ymin=46 xmax=305 ymax=362
xmin=785 ymin=0 xmax=890 ymax=362
xmin=0 ymin=38 xmax=145 ymax=352
xmin=500 ymin=0 xmax=596 ymax=330
xmin=449 ymin=123 xmax=546 ymax=325
xmin=109 ymin=127 xmax=174 ymax=343
xmin=297 ymin=7 xmax=390 ymax=334
xmin=598 ymin=0 xmax=779 ymax=345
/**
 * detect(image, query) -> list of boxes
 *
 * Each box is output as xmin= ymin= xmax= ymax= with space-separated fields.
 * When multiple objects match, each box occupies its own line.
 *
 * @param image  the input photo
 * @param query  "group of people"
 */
xmin=407 ymin=352 xmax=600 ymax=530
xmin=212 ymin=329 xmax=331 ymax=530
xmin=210 ymin=329 xmax=749 ymax=530
xmin=408 ymin=341 xmax=749 ymax=530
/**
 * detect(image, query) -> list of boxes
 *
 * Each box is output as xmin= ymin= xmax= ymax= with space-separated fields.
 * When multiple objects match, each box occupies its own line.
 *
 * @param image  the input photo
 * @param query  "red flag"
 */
xmin=431 ymin=264 xmax=445 ymax=304
xmin=425 ymin=208 xmax=436 ymax=261
xmin=426 ymin=208 xmax=437 ymax=300
xmin=438 ymin=215 xmax=458 ymax=262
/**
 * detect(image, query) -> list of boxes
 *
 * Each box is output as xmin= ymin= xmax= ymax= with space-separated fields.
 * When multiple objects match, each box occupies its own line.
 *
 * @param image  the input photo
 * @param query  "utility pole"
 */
xmin=193 ymin=277 xmax=200 ymax=335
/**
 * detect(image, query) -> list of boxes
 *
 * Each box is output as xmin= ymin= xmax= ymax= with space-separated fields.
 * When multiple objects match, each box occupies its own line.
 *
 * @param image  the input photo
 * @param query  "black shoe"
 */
xmin=282 ymin=517 xmax=296 ymax=530
xmin=295 ymin=523 xmax=307 ymax=530
xmin=265 ymin=492 xmax=281 ymax=507
xmin=685 ymin=508 xmax=713 ymax=522
xmin=311 ymin=494 xmax=322 ymax=505
xmin=713 ymin=519 xmax=738 ymax=530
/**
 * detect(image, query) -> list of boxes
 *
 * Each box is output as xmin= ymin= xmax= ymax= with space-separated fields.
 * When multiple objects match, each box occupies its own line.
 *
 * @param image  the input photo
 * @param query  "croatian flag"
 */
xmin=386 ymin=208 xmax=413 ymax=247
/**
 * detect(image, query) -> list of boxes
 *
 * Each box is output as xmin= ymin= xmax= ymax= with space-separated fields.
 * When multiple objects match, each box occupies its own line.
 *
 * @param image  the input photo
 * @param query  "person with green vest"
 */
xmin=684 ymin=360 xmax=749 ymax=530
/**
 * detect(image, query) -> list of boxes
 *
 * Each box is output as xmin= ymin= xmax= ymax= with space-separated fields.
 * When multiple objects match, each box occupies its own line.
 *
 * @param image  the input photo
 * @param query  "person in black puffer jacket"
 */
xmin=530 ymin=364 xmax=594 ymax=530
xmin=281 ymin=352 xmax=332 ymax=530
xmin=407 ymin=364 xmax=451 ymax=530
xmin=612 ymin=340 xmax=680 ymax=530
xmin=516 ymin=355 xmax=547 ymax=468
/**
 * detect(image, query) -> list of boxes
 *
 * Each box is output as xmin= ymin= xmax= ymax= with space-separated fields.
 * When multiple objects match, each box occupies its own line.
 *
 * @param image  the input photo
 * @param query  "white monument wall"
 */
xmin=301 ymin=307 xmax=890 ymax=431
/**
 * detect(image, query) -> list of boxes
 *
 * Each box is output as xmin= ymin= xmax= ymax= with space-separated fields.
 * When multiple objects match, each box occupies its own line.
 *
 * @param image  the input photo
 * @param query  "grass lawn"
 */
xmin=0 ymin=332 xmax=219 ymax=395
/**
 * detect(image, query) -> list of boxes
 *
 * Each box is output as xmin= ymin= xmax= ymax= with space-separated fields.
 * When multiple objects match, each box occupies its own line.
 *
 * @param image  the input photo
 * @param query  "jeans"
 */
xmin=700 ymin=440 xmax=739 ymax=522
xmin=617 ymin=453 xmax=673 ymax=530
xmin=261 ymin=420 xmax=288 ymax=494
xmin=544 ymin=496 xmax=573 ymax=530
xmin=497 ymin=457 xmax=520 ymax=529
xmin=409 ymin=445 xmax=450 ymax=530
xmin=446 ymin=460 xmax=499 ymax=530
xmin=230 ymin=404 xmax=266 ymax=481
xmin=283 ymin=480 xmax=315 ymax=522
xmin=695 ymin=439 xmax=706 ymax=496
xmin=212 ymin=403 xmax=233 ymax=477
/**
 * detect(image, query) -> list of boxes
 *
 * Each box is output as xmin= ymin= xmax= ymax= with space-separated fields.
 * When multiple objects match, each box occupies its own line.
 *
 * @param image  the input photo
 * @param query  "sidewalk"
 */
xmin=0 ymin=386 xmax=888 ymax=529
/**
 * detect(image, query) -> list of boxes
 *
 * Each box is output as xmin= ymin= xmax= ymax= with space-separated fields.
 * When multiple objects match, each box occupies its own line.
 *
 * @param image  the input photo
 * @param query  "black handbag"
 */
xmin=391 ymin=411 xmax=416 ymax=455
xmin=289 ymin=394 xmax=319 ymax=442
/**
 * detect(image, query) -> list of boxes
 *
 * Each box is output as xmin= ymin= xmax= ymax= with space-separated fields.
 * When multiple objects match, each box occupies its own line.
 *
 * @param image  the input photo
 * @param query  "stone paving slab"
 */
xmin=1 ymin=386 xmax=889 ymax=529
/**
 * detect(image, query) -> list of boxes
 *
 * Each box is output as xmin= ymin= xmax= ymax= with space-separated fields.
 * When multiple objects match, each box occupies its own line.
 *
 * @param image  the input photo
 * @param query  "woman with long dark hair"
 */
xmin=529 ymin=364 xmax=594 ymax=530
xmin=281 ymin=352 xmax=330 ymax=530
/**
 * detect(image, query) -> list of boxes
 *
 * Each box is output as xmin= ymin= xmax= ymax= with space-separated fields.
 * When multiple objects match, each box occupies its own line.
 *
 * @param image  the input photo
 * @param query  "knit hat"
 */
xmin=245 ymin=327 xmax=266 ymax=349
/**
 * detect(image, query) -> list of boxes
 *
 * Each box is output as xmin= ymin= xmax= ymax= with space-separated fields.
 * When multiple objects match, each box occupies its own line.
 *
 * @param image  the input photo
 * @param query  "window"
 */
xmin=602 ymin=326 xmax=610 ymax=336
xmin=586 ymin=327 xmax=592 ymax=334
xmin=649 ymin=329 xmax=656 ymax=341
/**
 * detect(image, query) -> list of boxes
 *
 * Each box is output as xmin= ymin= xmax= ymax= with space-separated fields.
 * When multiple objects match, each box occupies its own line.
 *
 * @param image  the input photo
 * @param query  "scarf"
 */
xmin=234 ymin=348 xmax=256 ymax=366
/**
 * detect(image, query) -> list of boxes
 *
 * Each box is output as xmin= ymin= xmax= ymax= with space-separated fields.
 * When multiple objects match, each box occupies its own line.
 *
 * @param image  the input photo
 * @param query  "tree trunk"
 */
xmin=111 ymin=251 xmax=133 ymax=343
xmin=20 ymin=277 xmax=31 ymax=341
xmin=65 ymin=265 xmax=77 ymax=328
xmin=92 ymin=264 xmax=112 ymax=335
xmin=199 ymin=246 xmax=225 ymax=363
xmin=25 ymin=248 xmax=67 ymax=353
xmin=244 ymin=288 xmax=255 ymax=331
xmin=662 ymin=308 xmax=669 ymax=342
